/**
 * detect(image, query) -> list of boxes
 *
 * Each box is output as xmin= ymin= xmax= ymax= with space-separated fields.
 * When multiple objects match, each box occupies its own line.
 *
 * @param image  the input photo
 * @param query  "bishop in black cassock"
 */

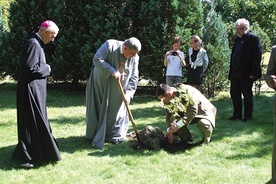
xmin=12 ymin=20 xmax=61 ymax=168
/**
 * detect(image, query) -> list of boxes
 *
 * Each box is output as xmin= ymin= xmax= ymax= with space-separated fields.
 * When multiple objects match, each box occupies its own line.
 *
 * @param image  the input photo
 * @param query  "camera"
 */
xmin=172 ymin=51 xmax=177 ymax=56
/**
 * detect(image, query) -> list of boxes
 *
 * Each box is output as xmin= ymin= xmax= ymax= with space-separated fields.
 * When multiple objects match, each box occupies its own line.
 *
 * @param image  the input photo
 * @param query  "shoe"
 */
xmin=228 ymin=116 xmax=242 ymax=121
xmin=21 ymin=163 xmax=34 ymax=169
xmin=109 ymin=138 xmax=124 ymax=145
xmin=201 ymin=135 xmax=212 ymax=145
xmin=178 ymin=136 xmax=194 ymax=144
xmin=242 ymin=117 xmax=251 ymax=123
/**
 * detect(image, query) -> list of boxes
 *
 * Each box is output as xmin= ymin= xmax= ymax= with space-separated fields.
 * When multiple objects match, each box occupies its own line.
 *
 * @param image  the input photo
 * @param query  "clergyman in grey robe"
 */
xmin=86 ymin=37 xmax=141 ymax=148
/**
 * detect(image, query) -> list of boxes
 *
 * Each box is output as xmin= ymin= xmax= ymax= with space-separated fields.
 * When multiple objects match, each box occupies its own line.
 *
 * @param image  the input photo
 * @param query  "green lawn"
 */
xmin=0 ymin=79 xmax=274 ymax=184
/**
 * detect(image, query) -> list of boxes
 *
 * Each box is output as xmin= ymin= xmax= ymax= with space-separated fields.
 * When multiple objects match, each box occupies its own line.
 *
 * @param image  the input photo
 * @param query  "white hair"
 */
xmin=236 ymin=18 xmax=250 ymax=31
xmin=124 ymin=37 xmax=141 ymax=51
xmin=39 ymin=20 xmax=59 ymax=33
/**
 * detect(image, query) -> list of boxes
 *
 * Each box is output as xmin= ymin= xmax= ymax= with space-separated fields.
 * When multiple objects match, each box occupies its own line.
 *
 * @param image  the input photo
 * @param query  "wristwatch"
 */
xmin=176 ymin=120 xmax=185 ymax=128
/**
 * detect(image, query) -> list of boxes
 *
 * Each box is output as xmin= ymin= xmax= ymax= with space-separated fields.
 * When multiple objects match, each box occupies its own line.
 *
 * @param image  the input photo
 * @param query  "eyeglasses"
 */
xmin=235 ymin=27 xmax=245 ymax=31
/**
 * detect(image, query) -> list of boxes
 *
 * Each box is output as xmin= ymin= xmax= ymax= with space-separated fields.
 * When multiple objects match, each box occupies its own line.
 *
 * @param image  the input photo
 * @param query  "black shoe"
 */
xmin=109 ymin=138 xmax=124 ymax=145
xmin=242 ymin=117 xmax=251 ymax=123
xmin=178 ymin=136 xmax=194 ymax=144
xmin=21 ymin=163 xmax=34 ymax=169
xmin=228 ymin=116 xmax=242 ymax=121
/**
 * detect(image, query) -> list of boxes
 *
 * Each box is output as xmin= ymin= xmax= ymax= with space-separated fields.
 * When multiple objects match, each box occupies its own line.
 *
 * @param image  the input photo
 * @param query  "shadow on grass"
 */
xmin=56 ymin=136 xmax=92 ymax=153
xmin=87 ymin=139 xmax=204 ymax=157
xmin=0 ymin=135 xmax=203 ymax=171
xmin=1 ymin=81 xmax=276 ymax=168
xmin=0 ymin=144 xmax=17 ymax=170
xmin=0 ymin=136 xmax=90 ymax=170
xmin=55 ymin=133 xmax=204 ymax=157
xmin=0 ymin=82 xmax=86 ymax=109
xmin=0 ymin=144 xmax=60 ymax=170
xmin=0 ymin=83 xmax=16 ymax=109
xmin=50 ymin=116 xmax=85 ymax=125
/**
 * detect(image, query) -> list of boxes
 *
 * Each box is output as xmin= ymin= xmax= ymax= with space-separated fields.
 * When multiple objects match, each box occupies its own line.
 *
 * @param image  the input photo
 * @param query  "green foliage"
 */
xmin=202 ymin=3 xmax=231 ymax=97
xmin=161 ymin=85 xmax=194 ymax=121
xmin=136 ymin=0 xmax=203 ymax=83
xmin=0 ymin=79 xmax=273 ymax=183
xmin=0 ymin=0 xmax=204 ymax=85
xmin=79 ymin=0 xmax=136 ymax=80
xmin=225 ymin=21 xmax=270 ymax=53
xmin=46 ymin=0 xmax=96 ymax=85
xmin=0 ymin=0 xmax=12 ymax=31
xmin=0 ymin=1 xmax=12 ymax=78
xmin=0 ymin=8 xmax=5 ymax=45
xmin=1 ymin=0 xmax=275 ymax=97
xmin=250 ymin=24 xmax=271 ymax=53
xmin=0 ymin=8 xmax=5 ymax=78
xmin=0 ymin=0 xmax=54 ymax=80
xmin=214 ymin=0 xmax=276 ymax=45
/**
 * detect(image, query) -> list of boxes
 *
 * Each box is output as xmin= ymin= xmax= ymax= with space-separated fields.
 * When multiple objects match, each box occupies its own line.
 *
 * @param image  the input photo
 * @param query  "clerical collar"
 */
xmin=36 ymin=32 xmax=42 ymax=41
xmin=238 ymin=32 xmax=247 ymax=39
xmin=120 ymin=44 xmax=123 ymax=54
xmin=120 ymin=44 xmax=127 ymax=59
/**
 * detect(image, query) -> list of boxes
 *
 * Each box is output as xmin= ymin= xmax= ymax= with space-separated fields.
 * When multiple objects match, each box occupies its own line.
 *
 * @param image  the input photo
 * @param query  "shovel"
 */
xmin=116 ymin=78 xmax=142 ymax=147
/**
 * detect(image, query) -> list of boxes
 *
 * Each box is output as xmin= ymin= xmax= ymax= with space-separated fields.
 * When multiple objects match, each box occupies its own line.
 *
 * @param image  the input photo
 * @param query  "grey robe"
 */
xmin=86 ymin=39 xmax=139 ymax=148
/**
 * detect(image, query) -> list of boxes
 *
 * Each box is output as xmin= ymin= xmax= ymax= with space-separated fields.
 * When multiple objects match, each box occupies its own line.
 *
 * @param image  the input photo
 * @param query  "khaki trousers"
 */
xmin=177 ymin=118 xmax=213 ymax=143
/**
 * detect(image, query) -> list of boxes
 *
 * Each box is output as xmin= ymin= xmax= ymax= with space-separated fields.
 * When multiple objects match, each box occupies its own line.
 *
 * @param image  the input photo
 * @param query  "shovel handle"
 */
xmin=116 ymin=79 xmax=141 ymax=144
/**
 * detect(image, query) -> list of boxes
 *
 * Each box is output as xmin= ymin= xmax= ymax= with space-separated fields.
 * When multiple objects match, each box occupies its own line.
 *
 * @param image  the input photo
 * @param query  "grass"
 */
xmin=0 ymin=78 xmax=274 ymax=184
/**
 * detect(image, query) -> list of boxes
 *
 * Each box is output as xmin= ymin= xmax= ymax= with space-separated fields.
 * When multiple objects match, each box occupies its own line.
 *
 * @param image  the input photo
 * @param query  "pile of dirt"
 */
xmin=127 ymin=125 xmax=164 ymax=151
xmin=127 ymin=125 xmax=202 ymax=153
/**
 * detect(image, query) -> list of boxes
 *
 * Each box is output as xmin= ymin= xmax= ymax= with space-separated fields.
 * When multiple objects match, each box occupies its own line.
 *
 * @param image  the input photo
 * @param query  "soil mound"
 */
xmin=127 ymin=125 xmax=201 ymax=153
xmin=127 ymin=125 xmax=164 ymax=151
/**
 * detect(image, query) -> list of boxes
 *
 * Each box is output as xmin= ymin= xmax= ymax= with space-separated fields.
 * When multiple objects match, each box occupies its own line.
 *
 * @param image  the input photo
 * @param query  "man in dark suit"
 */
xmin=228 ymin=18 xmax=262 ymax=123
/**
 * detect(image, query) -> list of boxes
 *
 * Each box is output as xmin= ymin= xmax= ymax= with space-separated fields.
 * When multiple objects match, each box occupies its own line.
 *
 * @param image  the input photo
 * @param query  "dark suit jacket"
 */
xmin=265 ymin=46 xmax=276 ymax=90
xmin=229 ymin=32 xmax=262 ymax=80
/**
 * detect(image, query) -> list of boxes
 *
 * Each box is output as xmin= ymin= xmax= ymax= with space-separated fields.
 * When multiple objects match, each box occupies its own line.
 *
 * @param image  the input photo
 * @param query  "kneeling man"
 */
xmin=156 ymin=83 xmax=216 ymax=145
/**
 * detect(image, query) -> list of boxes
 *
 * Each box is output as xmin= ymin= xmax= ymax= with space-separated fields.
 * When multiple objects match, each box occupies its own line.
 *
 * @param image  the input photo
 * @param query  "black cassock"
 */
xmin=12 ymin=34 xmax=61 ymax=163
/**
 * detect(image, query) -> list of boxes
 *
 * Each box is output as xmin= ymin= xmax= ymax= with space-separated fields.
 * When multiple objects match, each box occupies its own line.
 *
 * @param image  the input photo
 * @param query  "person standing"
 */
xmin=228 ymin=18 xmax=262 ymax=123
xmin=265 ymin=45 xmax=276 ymax=184
xmin=12 ymin=20 xmax=61 ymax=168
xmin=86 ymin=37 xmax=141 ymax=149
xmin=163 ymin=36 xmax=186 ymax=86
xmin=186 ymin=35 xmax=209 ymax=90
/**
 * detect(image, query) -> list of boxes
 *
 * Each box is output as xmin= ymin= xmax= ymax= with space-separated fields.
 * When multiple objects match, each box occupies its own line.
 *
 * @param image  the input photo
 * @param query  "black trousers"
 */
xmin=230 ymin=77 xmax=254 ymax=119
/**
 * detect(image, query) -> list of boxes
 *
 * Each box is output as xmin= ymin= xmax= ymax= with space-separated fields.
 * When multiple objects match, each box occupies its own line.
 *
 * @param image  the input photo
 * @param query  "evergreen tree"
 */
xmin=214 ymin=0 xmax=276 ymax=45
xmin=0 ymin=0 xmax=53 ymax=80
xmin=136 ymin=0 xmax=203 ymax=84
xmin=202 ymin=3 xmax=230 ymax=97
xmin=0 ymin=7 xmax=5 ymax=78
xmin=0 ymin=7 xmax=5 ymax=43
xmin=78 ymin=0 xmax=136 ymax=81
xmin=45 ymin=0 xmax=94 ymax=87
xmin=0 ymin=0 xmax=205 ymax=86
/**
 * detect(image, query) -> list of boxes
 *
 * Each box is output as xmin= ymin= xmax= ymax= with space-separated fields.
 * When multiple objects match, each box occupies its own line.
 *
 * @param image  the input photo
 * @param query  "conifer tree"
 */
xmin=0 ymin=7 xmax=5 ymax=78
xmin=0 ymin=0 xmax=205 ymax=86
xmin=76 ymin=0 xmax=135 ymax=81
xmin=0 ymin=7 xmax=5 ymax=43
xmin=136 ymin=0 xmax=203 ymax=84
xmin=0 ymin=0 xmax=53 ymax=80
xmin=202 ymin=3 xmax=230 ymax=97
